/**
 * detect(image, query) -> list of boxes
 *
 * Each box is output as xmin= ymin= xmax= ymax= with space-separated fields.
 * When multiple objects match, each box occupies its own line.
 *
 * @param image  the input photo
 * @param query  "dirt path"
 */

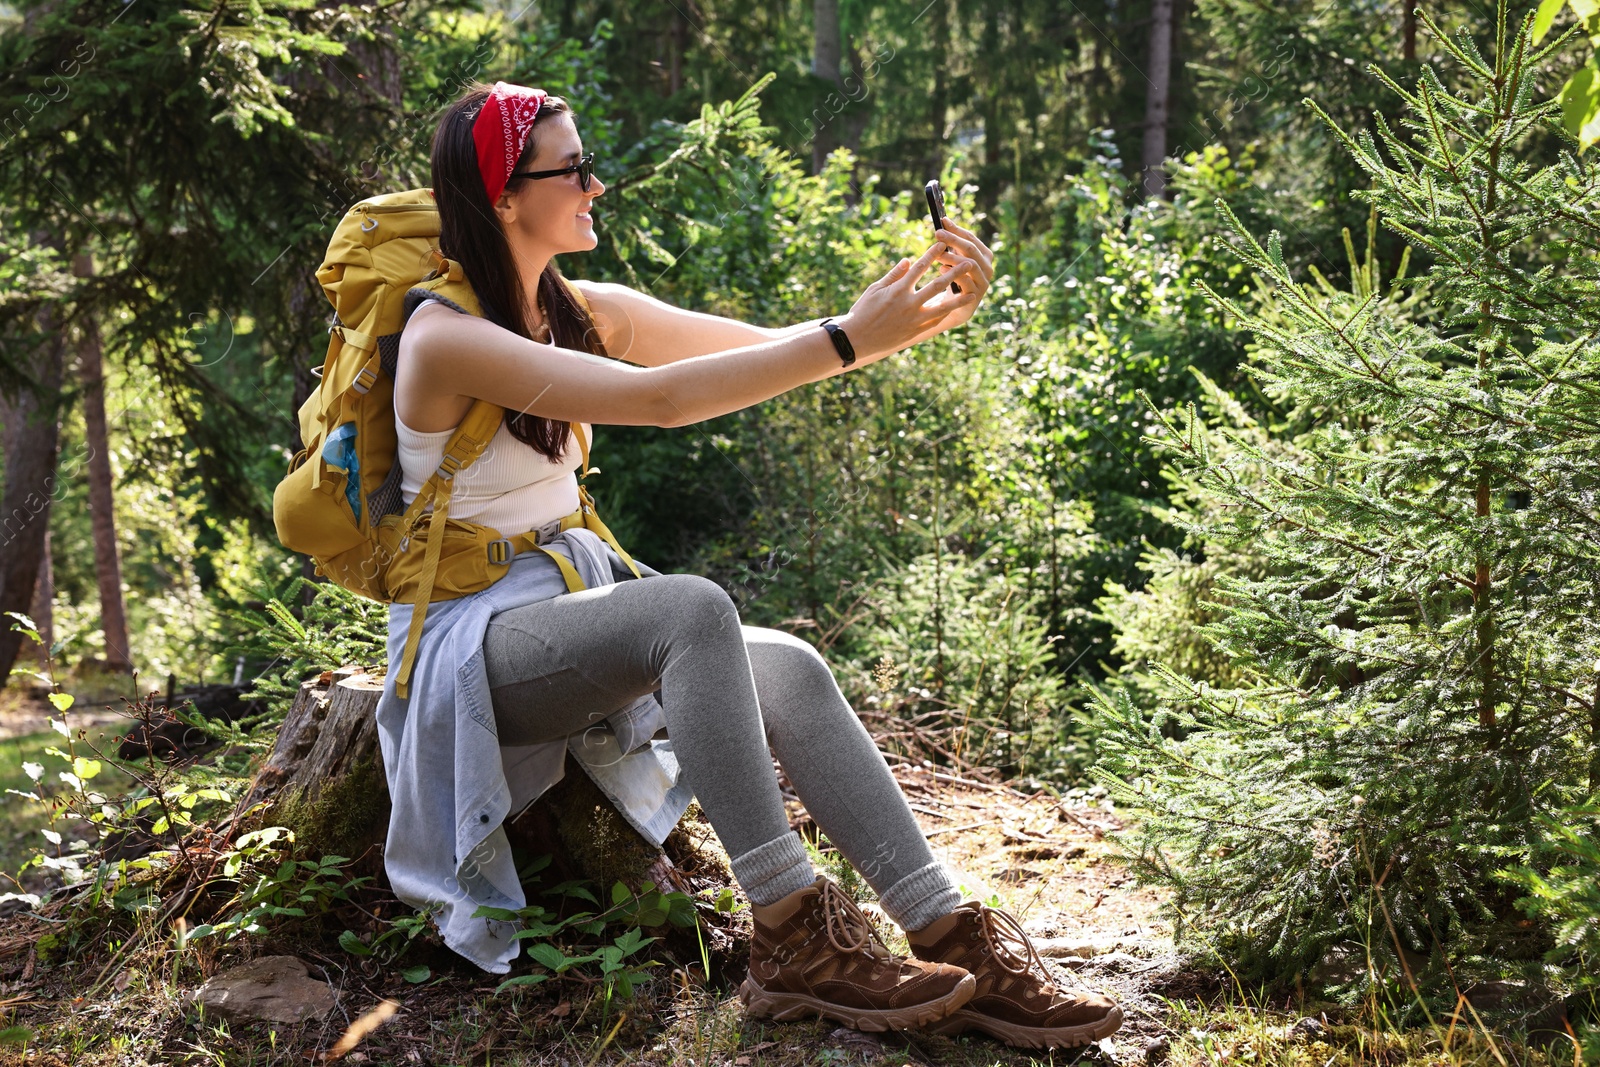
xmin=786 ymin=762 xmax=1183 ymax=1066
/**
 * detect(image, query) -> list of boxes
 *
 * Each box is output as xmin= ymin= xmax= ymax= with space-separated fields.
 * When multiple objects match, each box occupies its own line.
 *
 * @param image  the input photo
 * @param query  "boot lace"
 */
xmin=817 ymin=879 xmax=894 ymax=959
xmin=974 ymin=902 xmax=1053 ymax=987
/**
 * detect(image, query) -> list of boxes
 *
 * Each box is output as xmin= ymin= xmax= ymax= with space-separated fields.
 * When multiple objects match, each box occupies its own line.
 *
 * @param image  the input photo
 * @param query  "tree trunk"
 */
xmin=1141 ymin=0 xmax=1175 ymax=200
xmin=0 ymin=300 xmax=67 ymax=688
xmin=231 ymin=668 xmax=730 ymax=905
xmin=811 ymin=0 xmax=842 ymax=176
xmin=976 ymin=4 xmax=1003 ymax=226
xmin=74 ymin=252 xmax=133 ymax=674
xmin=28 ymin=527 xmax=53 ymax=669
xmin=930 ymin=0 xmax=950 ymax=178
xmin=668 ymin=4 xmax=687 ymax=96
xmin=838 ymin=45 xmax=873 ymax=204
xmin=1402 ymin=3 xmax=1416 ymax=61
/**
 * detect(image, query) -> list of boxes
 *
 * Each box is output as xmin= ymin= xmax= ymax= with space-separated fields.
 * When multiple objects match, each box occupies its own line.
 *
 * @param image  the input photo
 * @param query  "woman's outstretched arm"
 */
xmin=574 ymin=280 xmax=787 ymax=366
xmin=401 ymin=242 xmax=981 ymax=429
xmin=574 ymin=235 xmax=980 ymax=366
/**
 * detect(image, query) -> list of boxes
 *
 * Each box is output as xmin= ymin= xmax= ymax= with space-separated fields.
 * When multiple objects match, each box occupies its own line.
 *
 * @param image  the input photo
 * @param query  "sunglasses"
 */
xmin=509 ymin=152 xmax=596 ymax=193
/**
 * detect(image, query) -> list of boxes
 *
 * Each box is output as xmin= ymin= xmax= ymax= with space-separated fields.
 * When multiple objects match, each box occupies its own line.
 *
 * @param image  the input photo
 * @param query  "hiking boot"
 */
xmin=738 ymin=875 xmax=976 ymax=1032
xmin=906 ymin=900 xmax=1123 ymax=1049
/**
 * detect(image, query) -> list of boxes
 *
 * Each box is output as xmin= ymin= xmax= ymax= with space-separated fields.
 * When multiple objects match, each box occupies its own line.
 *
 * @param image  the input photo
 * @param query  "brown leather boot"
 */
xmin=738 ymin=875 xmax=976 ymax=1032
xmin=906 ymin=900 xmax=1123 ymax=1049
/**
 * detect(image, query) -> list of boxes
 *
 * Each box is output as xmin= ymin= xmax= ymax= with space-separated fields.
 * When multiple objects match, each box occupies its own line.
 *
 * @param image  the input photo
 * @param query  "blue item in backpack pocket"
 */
xmin=321 ymin=423 xmax=362 ymax=522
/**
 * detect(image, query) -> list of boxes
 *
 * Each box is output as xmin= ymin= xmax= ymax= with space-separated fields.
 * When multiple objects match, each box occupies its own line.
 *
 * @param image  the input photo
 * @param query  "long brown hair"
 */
xmin=429 ymin=83 xmax=608 ymax=463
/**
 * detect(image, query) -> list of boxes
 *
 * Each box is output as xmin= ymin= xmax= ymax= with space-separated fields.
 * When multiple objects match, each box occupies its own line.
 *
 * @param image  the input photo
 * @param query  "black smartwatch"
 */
xmin=818 ymin=318 xmax=856 ymax=367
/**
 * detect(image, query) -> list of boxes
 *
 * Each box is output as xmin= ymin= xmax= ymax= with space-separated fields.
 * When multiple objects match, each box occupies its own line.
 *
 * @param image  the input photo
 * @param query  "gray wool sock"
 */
xmin=730 ymin=831 xmax=818 ymax=906
xmin=878 ymin=861 xmax=962 ymax=932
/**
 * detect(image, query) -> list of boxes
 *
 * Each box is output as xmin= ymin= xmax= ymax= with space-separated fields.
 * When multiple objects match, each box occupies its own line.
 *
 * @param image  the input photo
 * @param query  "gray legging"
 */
xmin=481 ymin=570 xmax=960 ymax=932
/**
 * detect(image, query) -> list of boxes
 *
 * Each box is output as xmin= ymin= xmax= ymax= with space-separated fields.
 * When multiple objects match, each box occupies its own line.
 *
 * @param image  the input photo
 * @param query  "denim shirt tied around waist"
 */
xmin=374 ymin=526 xmax=694 ymax=974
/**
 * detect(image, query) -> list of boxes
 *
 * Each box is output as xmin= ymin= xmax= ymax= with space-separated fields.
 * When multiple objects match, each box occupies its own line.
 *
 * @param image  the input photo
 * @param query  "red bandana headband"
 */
xmin=472 ymin=81 xmax=547 ymax=204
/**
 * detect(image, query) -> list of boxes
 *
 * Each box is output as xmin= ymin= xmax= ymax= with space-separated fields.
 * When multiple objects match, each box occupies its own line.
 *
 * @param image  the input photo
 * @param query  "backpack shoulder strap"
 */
xmin=392 ymin=395 xmax=506 ymax=696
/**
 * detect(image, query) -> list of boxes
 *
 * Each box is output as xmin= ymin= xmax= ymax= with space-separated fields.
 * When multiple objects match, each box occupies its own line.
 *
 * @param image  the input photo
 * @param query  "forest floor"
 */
xmin=0 ymin=682 xmax=1562 ymax=1067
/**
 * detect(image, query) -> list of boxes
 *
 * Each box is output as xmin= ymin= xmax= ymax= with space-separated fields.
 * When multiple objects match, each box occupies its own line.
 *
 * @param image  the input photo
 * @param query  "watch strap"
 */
xmin=819 ymin=317 xmax=857 ymax=367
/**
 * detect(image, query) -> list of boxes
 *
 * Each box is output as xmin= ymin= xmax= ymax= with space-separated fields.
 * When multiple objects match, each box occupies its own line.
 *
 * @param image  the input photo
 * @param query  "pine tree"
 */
xmin=1093 ymin=1 xmax=1600 ymax=1001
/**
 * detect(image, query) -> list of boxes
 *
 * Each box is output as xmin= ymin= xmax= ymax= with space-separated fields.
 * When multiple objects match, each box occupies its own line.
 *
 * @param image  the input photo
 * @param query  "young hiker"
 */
xmin=376 ymin=78 xmax=1122 ymax=1049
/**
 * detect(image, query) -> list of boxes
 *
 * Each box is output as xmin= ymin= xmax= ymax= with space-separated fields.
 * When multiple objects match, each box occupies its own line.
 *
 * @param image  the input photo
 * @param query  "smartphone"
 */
xmin=924 ymin=179 xmax=961 ymax=295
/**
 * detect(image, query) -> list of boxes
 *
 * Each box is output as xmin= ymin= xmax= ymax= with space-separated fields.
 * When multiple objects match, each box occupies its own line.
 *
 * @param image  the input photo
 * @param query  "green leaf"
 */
xmin=509 ymin=922 xmax=560 ymax=941
xmin=338 ymin=930 xmax=373 ymax=957
xmin=528 ymin=942 xmax=568 ymax=971
xmin=1560 ymin=57 xmax=1600 ymax=150
xmin=541 ymin=879 xmax=599 ymax=905
xmin=515 ymin=853 xmax=552 ymax=881
xmin=72 ymin=757 xmax=101 ymax=781
xmin=611 ymin=881 xmax=631 ymax=907
xmin=3 ymin=612 xmax=39 ymax=638
xmin=612 ymin=928 xmax=655 ymax=956
xmin=493 ymin=973 xmax=548 ymax=995
xmin=400 ymin=965 xmax=431 ymax=983
xmin=0 ymin=1025 xmax=32 ymax=1045
xmin=667 ymin=894 xmax=697 ymax=927
xmin=1533 ymin=0 xmax=1568 ymax=42
xmin=47 ymin=692 xmax=74 ymax=712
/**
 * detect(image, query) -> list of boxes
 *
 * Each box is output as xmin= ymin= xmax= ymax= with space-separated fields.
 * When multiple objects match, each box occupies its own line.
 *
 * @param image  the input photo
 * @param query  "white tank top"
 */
xmin=395 ymin=411 xmax=588 ymax=533
xmin=395 ymin=289 xmax=588 ymax=532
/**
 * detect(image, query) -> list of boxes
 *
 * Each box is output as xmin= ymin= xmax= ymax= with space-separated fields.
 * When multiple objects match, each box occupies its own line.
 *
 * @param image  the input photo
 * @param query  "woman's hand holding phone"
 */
xmin=836 ymin=240 xmax=982 ymax=364
xmin=902 ymin=214 xmax=995 ymax=348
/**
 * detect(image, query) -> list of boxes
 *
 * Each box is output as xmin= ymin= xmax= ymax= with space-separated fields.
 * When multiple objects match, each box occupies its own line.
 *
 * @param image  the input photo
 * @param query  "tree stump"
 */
xmin=230 ymin=666 xmax=733 ymax=906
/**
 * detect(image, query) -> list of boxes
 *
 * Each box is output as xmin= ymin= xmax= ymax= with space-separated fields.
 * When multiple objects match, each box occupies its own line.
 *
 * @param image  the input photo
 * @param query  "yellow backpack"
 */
xmin=272 ymin=188 xmax=641 ymax=699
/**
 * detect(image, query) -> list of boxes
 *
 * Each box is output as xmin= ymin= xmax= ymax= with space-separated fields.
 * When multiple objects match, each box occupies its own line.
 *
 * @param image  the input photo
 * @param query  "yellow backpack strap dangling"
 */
xmin=568 ymin=420 xmax=642 ymax=579
xmin=393 ymin=399 xmax=505 ymax=699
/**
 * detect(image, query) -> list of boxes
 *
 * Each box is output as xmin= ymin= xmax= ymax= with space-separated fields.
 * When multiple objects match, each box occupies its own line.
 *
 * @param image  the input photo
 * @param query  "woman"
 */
xmin=383 ymin=79 xmax=1123 ymax=1050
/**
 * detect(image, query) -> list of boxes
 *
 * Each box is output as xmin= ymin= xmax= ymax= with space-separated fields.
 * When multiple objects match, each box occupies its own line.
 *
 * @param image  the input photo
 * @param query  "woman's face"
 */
xmin=495 ymin=111 xmax=604 ymax=255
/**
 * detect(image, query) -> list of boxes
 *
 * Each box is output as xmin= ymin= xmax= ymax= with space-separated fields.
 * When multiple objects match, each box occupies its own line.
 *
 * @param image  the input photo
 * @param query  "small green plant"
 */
xmin=3 ymin=613 xmax=371 ymax=974
xmin=225 ymin=577 xmax=387 ymax=714
xmin=338 ymin=908 xmax=436 ymax=965
xmin=802 ymin=829 xmax=872 ymax=903
xmin=3 ymin=613 xmax=237 ymax=908
xmin=472 ymin=865 xmax=697 ymax=1002
xmin=182 ymin=829 xmax=368 ymax=943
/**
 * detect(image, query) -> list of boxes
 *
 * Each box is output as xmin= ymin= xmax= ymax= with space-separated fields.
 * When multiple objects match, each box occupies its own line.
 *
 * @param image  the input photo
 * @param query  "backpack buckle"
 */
xmin=350 ymin=365 xmax=378 ymax=394
xmin=435 ymin=454 xmax=462 ymax=481
xmin=486 ymin=539 xmax=513 ymax=565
